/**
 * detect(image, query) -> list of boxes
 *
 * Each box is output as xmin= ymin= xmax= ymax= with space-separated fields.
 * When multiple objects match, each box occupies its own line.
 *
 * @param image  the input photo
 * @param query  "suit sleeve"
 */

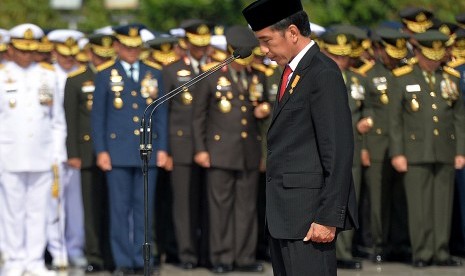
xmin=192 ymin=76 xmax=210 ymax=153
xmin=91 ymin=71 xmax=108 ymax=155
xmin=153 ymin=70 xmax=168 ymax=152
xmin=64 ymin=77 xmax=80 ymax=159
xmin=388 ymin=77 xmax=405 ymax=157
xmin=310 ymin=68 xmax=355 ymax=228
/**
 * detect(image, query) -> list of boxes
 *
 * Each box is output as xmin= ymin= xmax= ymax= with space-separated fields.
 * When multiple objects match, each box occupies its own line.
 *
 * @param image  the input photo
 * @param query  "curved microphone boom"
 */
xmin=140 ymin=47 xmax=252 ymax=154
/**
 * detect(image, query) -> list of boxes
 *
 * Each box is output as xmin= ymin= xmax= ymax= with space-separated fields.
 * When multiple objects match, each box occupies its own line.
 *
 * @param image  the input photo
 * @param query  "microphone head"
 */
xmin=233 ymin=47 xmax=253 ymax=59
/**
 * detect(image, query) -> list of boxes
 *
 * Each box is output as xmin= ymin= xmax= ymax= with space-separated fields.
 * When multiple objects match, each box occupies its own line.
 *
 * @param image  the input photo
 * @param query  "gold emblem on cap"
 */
xmin=24 ymin=28 xmax=33 ymax=39
xmin=397 ymin=38 xmax=406 ymax=48
xmin=129 ymin=27 xmax=138 ymax=37
xmin=439 ymin=25 xmax=451 ymax=36
xmin=102 ymin=36 xmax=112 ymax=47
xmin=337 ymin=34 xmax=347 ymax=46
xmin=161 ymin=43 xmax=171 ymax=52
xmin=433 ymin=41 xmax=443 ymax=50
xmin=214 ymin=26 xmax=224 ymax=35
xmin=416 ymin=12 xmax=427 ymax=22
xmin=65 ymin=37 xmax=76 ymax=47
xmin=197 ymin=24 xmax=210 ymax=35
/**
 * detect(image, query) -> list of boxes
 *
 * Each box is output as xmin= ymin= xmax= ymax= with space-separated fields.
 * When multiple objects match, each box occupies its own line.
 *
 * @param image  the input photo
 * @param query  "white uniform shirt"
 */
xmin=0 ymin=61 xmax=65 ymax=172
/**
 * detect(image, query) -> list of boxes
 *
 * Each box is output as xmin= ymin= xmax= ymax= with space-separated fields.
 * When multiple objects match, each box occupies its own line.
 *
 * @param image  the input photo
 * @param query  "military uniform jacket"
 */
xmin=91 ymin=59 xmax=168 ymax=167
xmin=0 ymin=61 xmax=65 ymax=172
xmin=265 ymin=44 xmax=358 ymax=240
xmin=344 ymin=69 xmax=366 ymax=167
xmin=64 ymin=66 xmax=97 ymax=169
xmin=362 ymin=62 xmax=396 ymax=162
xmin=390 ymin=64 xmax=465 ymax=164
xmin=192 ymin=66 xmax=267 ymax=171
xmin=162 ymin=57 xmax=200 ymax=165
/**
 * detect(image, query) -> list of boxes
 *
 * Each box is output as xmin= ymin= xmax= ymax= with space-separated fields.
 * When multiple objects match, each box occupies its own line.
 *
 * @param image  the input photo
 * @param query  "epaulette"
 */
xmin=67 ymin=65 xmax=87 ymax=78
xmin=201 ymin=62 xmax=221 ymax=72
xmin=350 ymin=60 xmax=375 ymax=77
xmin=392 ymin=65 xmax=413 ymax=77
xmin=40 ymin=62 xmax=55 ymax=71
xmin=0 ymin=63 xmax=4 ymax=70
xmin=96 ymin=59 xmax=115 ymax=72
xmin=443 ymin=66 xmax=461 ymax=78
xmin=407 ymin=57 xmax=418 ymax=65
xmin=143 ymin=60 xmax=162 ymax=70
xmin=447 ymin=58 xmax=465 ymax=68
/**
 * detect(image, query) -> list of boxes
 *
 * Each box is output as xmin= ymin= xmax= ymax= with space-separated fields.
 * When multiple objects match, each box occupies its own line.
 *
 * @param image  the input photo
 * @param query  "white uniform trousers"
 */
xmin=47 ymin=165 xmax=84 ymax=266
xmin=0 ymin=171 xmax=52 ymax=273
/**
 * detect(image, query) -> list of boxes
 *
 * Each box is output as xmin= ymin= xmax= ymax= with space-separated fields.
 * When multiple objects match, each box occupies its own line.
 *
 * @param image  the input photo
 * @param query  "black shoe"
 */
xmin=337 ymin=259 xmax=362 ymax=270
xmin=372 ymin=254 xmax=385 ymax=264
xmin=179 ymin=262 xmax=197 ymax=270
xmin=435 ymin=258 xmax=462 ymax=267
xmin=412 ymin=260 xmax=431 ymax=268
xmin=235 ymin=262 xmax=264 ymax=272
xmin=211 ymin=264 xmax=233 ymax=274
xmin=86 ymin=263 xmax=104 ymax=273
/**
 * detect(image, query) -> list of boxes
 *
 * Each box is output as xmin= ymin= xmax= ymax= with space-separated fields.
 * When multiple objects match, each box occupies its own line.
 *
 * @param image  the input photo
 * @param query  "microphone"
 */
xmin=139 ymin=47 xmax=252 ymax=156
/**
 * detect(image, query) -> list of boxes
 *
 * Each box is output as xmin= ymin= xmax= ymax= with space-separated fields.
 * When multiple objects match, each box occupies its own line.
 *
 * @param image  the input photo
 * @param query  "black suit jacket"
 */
xmin=64 ymin=66 xmax=96 ymax=169
xmin=266 ymin=44 xmax=358 ymax=240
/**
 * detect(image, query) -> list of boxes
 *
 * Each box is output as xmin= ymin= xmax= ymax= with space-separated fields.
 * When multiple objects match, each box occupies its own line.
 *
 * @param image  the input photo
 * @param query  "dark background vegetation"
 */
xmin=0 ymin=0 xmax=464 ymax=33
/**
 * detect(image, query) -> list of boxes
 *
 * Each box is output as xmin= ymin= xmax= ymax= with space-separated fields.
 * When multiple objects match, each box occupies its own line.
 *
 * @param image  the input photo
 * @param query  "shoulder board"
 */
xmin=392 ymin=65 xmax=413 ymax=77
xmin=350 ymin=60 xmax=375 ymax=76
xmin=67 ymin=65 xmax=87 ymax=78
xmin=443 ymin=66 xmax=461 ymax=78
xmin=0 ymin=63 xmax=4 ymax=70
xmin=96 ymin=59 xmax=115 ymax=72
xmin=143 ymin=60 xmax=162 ymax=70
xmin=447 ymin=58 xmax=465 ymax=68
xmin=407 ymin=57 xmax=418 ymax=65
xmin=40 ymin=62 xmax=55 ymax=71
xmin=201 ymin=62 xmax=221 ymax=72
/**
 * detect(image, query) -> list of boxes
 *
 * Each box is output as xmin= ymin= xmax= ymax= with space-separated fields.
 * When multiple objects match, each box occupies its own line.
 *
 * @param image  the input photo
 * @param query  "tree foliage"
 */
xmin=0 ymin=0 xmax=464 ymax=33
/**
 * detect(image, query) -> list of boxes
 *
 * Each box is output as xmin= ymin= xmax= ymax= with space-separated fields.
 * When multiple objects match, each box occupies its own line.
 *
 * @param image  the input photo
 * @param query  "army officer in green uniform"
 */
xmin=389 ymin=30 xmax=465 ymax=268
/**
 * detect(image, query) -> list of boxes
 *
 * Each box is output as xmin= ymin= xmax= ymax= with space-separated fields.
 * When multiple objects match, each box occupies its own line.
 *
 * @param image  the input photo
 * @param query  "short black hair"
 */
xmin=270 ymin=10 xmax=311 ymax=37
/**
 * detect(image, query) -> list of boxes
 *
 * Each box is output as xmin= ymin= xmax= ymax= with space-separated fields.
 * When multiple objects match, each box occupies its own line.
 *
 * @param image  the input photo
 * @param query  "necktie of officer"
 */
xmin=129 ymin=65 xmax=135 ymax=82
xmin=279 ymin=65 xmax=292 ymax=101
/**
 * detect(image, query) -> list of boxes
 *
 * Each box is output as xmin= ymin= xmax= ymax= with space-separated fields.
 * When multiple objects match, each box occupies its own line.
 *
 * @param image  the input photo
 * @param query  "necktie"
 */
xmin=279 ymin=65 xmax=292 ymax=101
xmin=129 ymin=65 xmax=135 ymax=82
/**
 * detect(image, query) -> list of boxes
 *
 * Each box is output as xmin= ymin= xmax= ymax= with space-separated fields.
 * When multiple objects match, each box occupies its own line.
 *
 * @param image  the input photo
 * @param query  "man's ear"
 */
xmin=288 ymin=24 xmax=300 ymax=42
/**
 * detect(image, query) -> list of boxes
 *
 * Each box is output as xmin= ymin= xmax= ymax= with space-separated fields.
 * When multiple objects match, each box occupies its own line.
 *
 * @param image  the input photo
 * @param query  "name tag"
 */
xmin=406 ymin=84 xmax=421 ymax=92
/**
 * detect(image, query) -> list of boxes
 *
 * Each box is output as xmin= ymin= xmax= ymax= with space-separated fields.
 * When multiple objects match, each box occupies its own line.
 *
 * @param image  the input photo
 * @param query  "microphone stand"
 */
xmin=139 ymin=49 xmax=249 ymax=276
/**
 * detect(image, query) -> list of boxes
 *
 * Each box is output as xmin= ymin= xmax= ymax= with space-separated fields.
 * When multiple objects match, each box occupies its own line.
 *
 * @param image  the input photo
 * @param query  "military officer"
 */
xmin=0 ymin=23 xmax=64 ymax=276
xmin=63 ymin=33 xmax=116 ymax=273
xmin=192 ymin=25 xmax=270 ymax=273
xmin=389 ymin=30 xmax=465 ymax=267
xmin=447 ymin=28 xmax=465 ymax=256
xmin=91 ymin=24 xmax=168 ymax=274
xmin=321 ymin=29 xmax=369 ymax=270
xmin=46 ymin=29 xmax=87 ymax=269
xmin=161 ymin=20 xmax=212 ymax=269
xmin=362 ymin=27 xmax=411 ymax=262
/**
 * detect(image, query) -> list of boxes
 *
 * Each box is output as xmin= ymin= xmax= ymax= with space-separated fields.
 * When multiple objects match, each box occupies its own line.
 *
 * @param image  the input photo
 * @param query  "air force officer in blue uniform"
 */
xmin=91 ymin=24 xmax=168 ymax=273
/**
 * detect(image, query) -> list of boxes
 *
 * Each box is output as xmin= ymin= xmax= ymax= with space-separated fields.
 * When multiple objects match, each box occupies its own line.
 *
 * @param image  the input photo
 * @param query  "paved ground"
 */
xmin=55 ymin=258 xmax=465 ymax=276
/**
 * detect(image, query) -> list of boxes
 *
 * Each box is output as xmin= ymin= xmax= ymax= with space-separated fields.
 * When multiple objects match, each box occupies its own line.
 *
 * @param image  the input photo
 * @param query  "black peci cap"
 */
xmin=242 ymin=0 xmax=303 ymax=32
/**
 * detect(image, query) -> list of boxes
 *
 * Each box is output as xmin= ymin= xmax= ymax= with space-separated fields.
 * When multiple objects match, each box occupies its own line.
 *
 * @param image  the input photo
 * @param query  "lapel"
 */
xmin=268 ymin=44 xmax=320 ymax=130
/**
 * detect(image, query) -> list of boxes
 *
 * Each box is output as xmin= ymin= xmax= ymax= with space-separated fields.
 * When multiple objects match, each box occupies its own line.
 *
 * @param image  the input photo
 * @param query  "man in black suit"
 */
xmin=242 ymin=0 xmax=358 ymax=275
